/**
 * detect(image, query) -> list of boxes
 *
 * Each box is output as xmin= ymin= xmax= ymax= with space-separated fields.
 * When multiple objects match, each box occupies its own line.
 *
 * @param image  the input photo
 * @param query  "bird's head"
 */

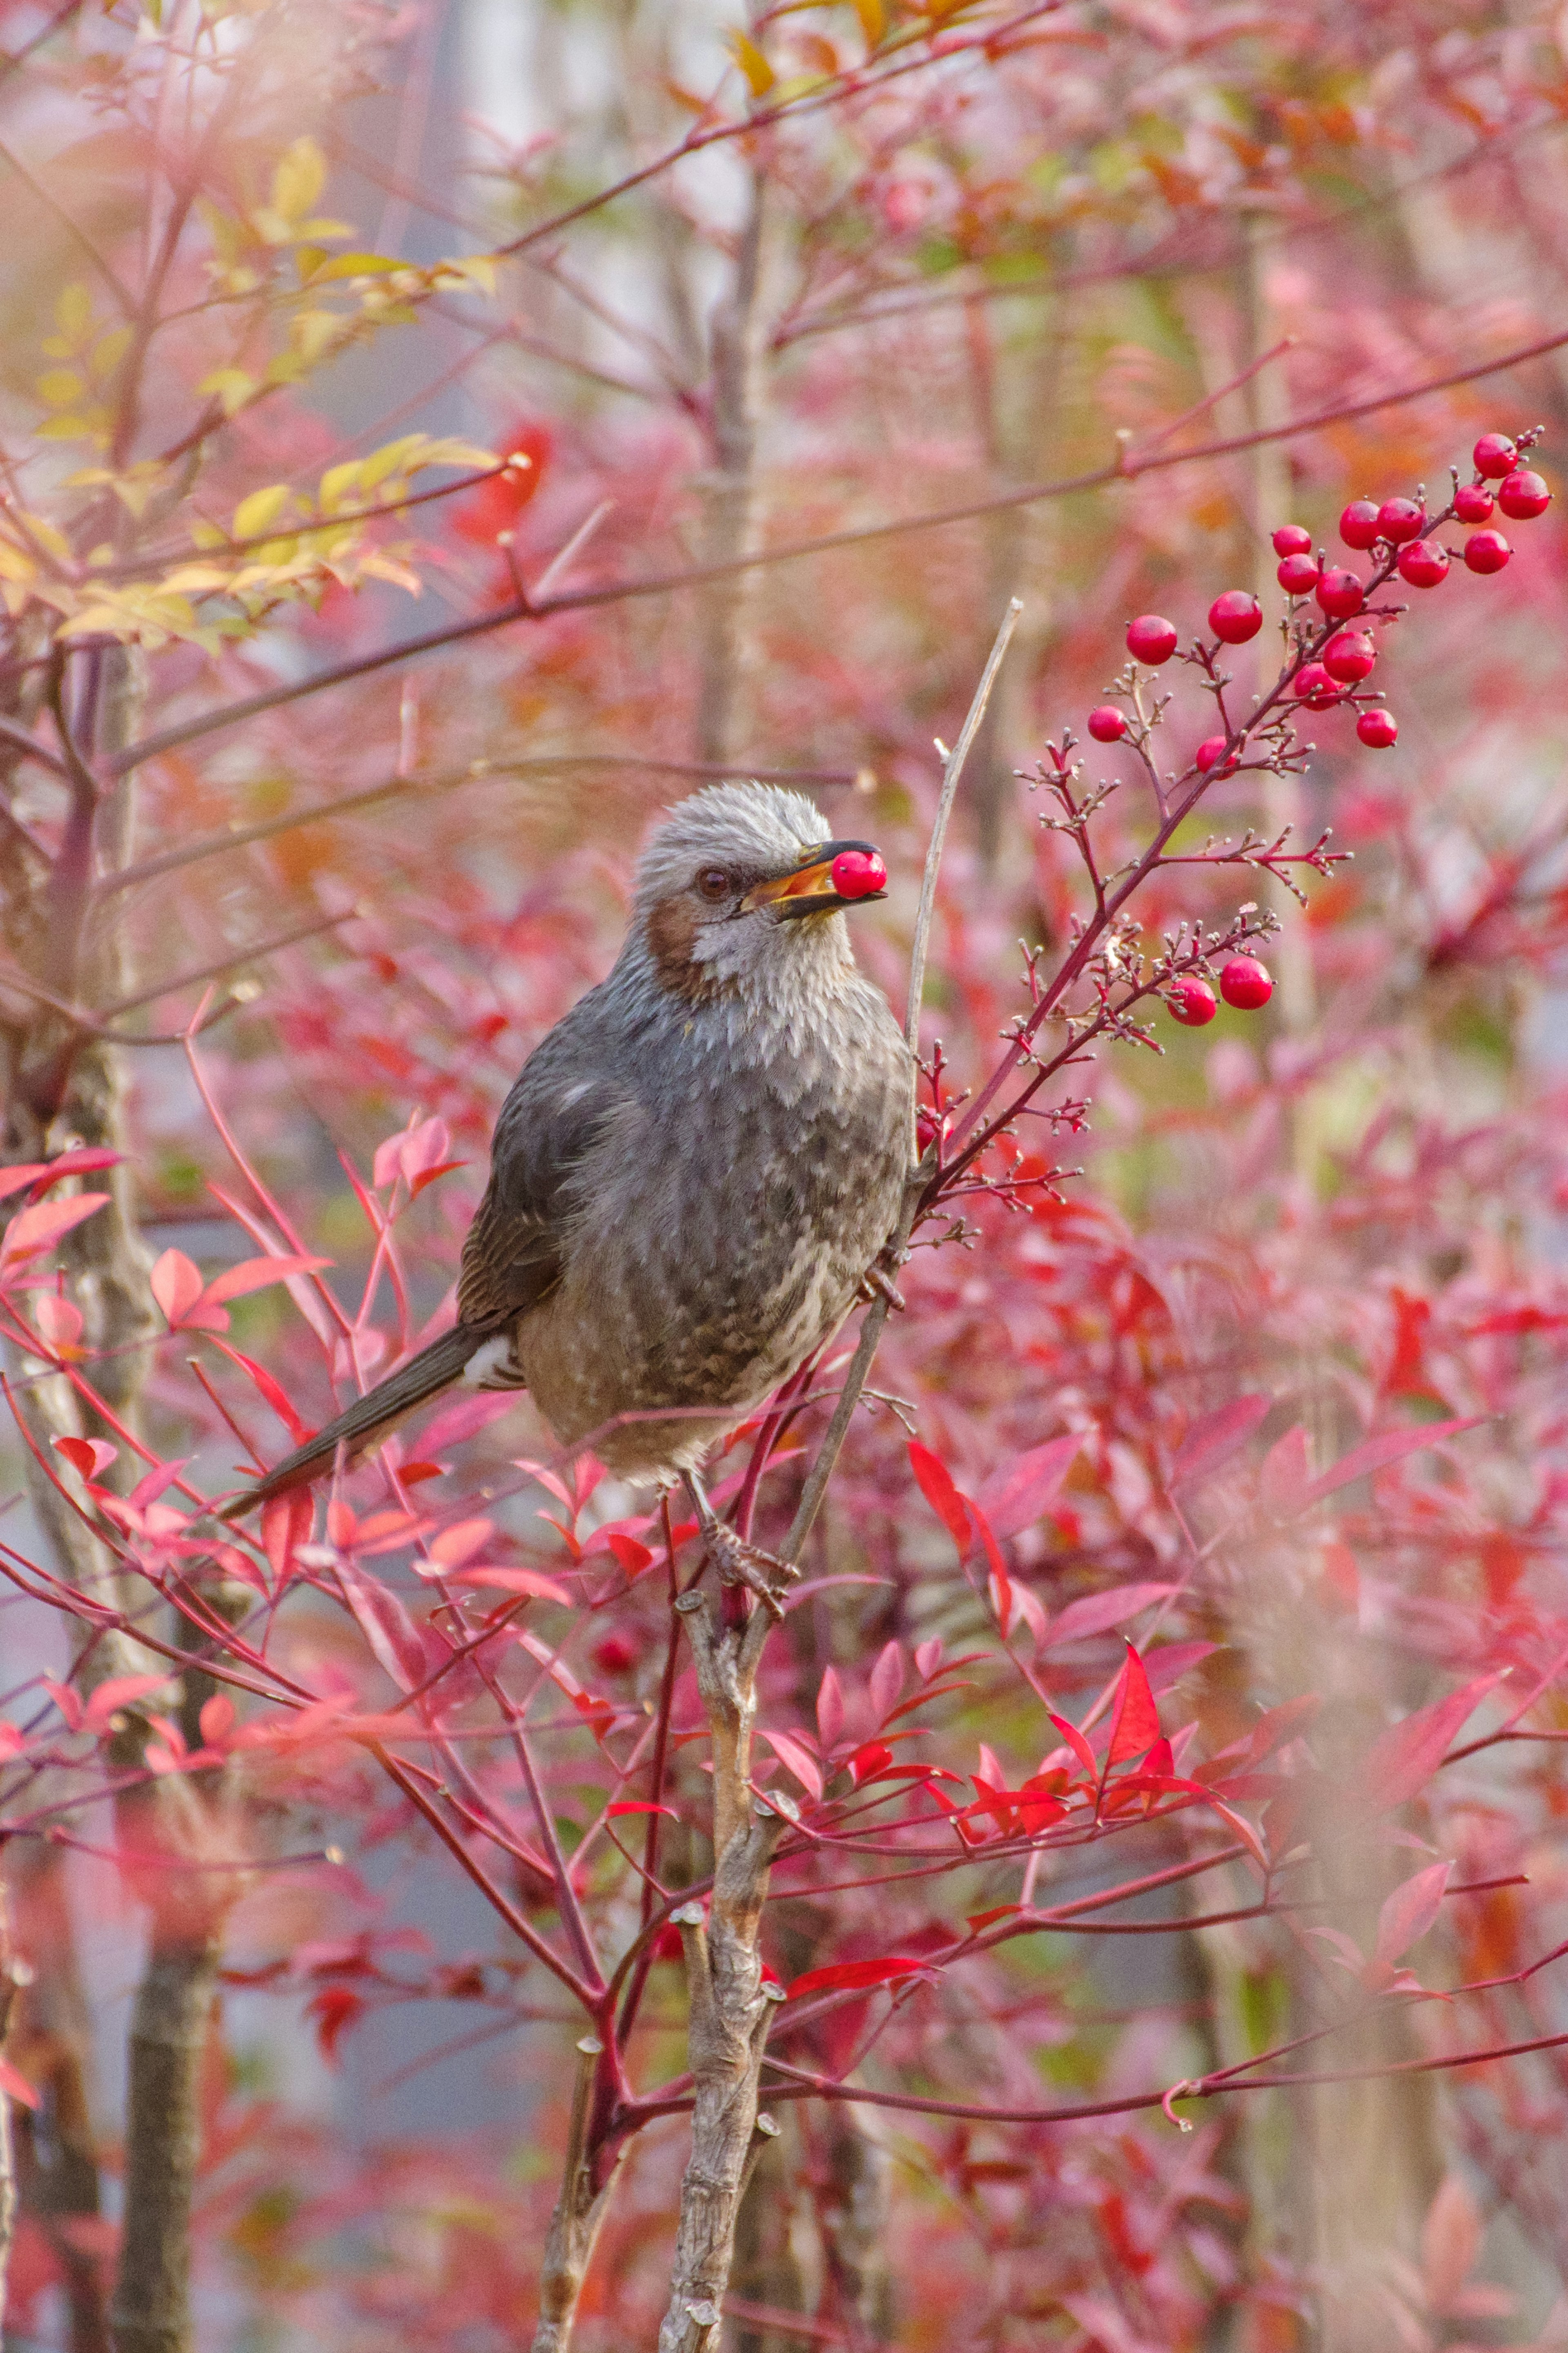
xmin=632 ymin=782 xmax=887 ymax=1006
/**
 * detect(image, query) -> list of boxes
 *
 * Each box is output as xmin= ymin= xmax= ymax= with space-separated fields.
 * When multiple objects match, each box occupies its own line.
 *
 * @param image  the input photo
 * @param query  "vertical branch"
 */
xmin=529 ymin=2034 xmax=627 ymax=2353
xmin=694 ymin=166 xmax=771 ymax=769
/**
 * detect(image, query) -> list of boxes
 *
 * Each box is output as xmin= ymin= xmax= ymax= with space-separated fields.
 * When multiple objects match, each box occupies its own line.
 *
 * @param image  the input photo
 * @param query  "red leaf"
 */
xmin=849 ymin=1741 xmax=893 ymax=1786
xmin=760 ymin=1726 xmax=822 ymax=1802
xmin=1302 ymin=1417 xmax=1484 ymax=1505
xmin=2 ymin=1193 xmax=110 ymax=1265
xmin=606 ymin=1532 xmax=655 ymax=1579
xmin=607 ymin=1801 xmax=677 ymax=1820
xmin=967 ymin=1905 xmax=1022 ymax=1934
xmin=305 ymin=1984 xmax=365 ymax=2065
xmin=907 ymin=1440 xmax=971 ymax=1552
xmin=1374 ymin=1862 xmax=1452 ymax=1967
xmin=1047 ymin=1711 xmax=1098 ymax=1781
xmin=1106 ymin=1644 xmax=1161 ymax=1767
xmin=817 ymin=1666 xmax=845 ymax=1749
xmin=203 ymin=1253 xmax=333 ymax=1305
xmin=53 ymin=1435 xmax=117 ymax=1479
xmin=975 ymin=1435 xmax=1080 ymax=1539
xmin=788 ymin=1956 xmax=924 ymax=2001
xmin=1171 ymin=1394 xmax=1272 ymax=1488
xmin=261 ymin=1490 xmax=313 ymax=1595
xmin=869 ymin=1640 xmax=904 ymax=1721
xmin=0 ymin=2055 xmax=40 ymax=2109
xmin=1044 ymin=1583 xmax=1176 ymax=1650
xmin=210 ymin=1341 xmax=312 ymax=1445
xmin=1363 ymin=1674 xmax=1500 ymax=1813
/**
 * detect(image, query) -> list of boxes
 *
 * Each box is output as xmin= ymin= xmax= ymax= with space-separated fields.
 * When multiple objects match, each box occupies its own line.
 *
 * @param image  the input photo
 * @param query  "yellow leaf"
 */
xmin=851 ymin=0 xmax=885 ymax=42
xmin=23 ymin=515 xmax=71 ymax=561
xmin=189 ymin=519 xmax=227 ymax=549
xmin=309 ymin=251 xmax=403 ymax=282
xmin=197 ymin=367 xmax=256 ymax=417
xmin=90 ymin=326 xmax=133 ymax=381
xmin=0 ymin=544 xmax=35 ymax=583
xmin=56 ymin=281 xmax=93 ymax=341
xmin=442 ymin=253 xmax=496 ymax=297
xmin=725 ymin=27 xmax=775 ymax=95
xmin=295 ymin=245 xmax=329 ymax=282
xmin=360 ymin=436 xmax=423 ymax=492
xmin=159 ymin=566 xmax=230 ymax=593
xmin=292 ymin=309 xmax=344 ymax=365
xmin=270 ymin=136 xmax=326 ymax=226
xmin=232 ymin=484 xmax=292 ymax=541
xmin=318 ymin=461 xmax=362 ymax=514
xmin=36 ymin=368 xmax=85 ymax=408
xmin=38 ymin=415 xmax=96 ymax=442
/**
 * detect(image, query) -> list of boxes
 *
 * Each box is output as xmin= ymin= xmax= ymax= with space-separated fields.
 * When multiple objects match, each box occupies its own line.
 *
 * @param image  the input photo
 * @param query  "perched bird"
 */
xmin=227 ymin=783 xmax=912 ymax=1602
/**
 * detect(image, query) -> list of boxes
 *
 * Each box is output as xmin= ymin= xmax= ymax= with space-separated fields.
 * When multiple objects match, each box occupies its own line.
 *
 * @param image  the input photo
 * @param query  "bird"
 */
xmin=225 ymin=782 xmax=913 ymax=1607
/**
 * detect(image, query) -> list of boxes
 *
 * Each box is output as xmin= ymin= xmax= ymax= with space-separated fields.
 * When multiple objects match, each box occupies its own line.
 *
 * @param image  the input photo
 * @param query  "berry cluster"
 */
xmin=1079 ymin=430 xmax=1552 ymax=1030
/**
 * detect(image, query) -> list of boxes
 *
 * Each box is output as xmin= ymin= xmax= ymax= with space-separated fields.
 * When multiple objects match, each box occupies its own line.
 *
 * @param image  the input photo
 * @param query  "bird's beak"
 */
xmin=741 ymin=841 xmax=886 ymax=919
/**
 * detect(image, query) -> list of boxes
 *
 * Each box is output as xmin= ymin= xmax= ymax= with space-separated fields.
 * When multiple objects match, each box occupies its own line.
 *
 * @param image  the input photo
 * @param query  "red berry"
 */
xmin=1292 ymin=662 xmax=1341 ymax=709
xmin=1209 ymin=589 xmax=1263 ymax=645
xmin=1195 ymin=734 xmax=1233 ymax=771
xmin=1396 ymin=538 xmax=1449 ymax=588
xmin=593 ymin=1633 xmax=640 ymax=1677
xmin=1277 ymin=551 xmax=1321 ymax=595
xmin=1127 ymin=613 xmax=1179 ymax=665
xmin=1339 ymin=500 xmax=1381 ymax=551
xmin=1454 ymin=483 xmax=1494 ymax=524
xmin=1463 ymin=529 xmax=1511 ymax=575
xmin=1316 ymin=568 xmax=1365 ymax=620
xmin=1497 ymin=468 xmax=1551 ymax=520
xmin=915 ymin=1104 xmax=945 ymax=1151
xmin=1219 ymin=955 xmax=1273 ymax=1010
xmin=1167 ymin=976 xmax=1217 ymax=1027
xmin=831 ymin=848 xmax=886 ymax=900
xmin=1272 ymin=524 xmax=1314 ymax=557
xmin=1472 ymin=433 xmax=1518 ymax=480
xmin=1377 ymin=497 xmax=1425 ymax=545
xmin=1323 ymin=630 xmax=1376 ymax=683
xmin=1356 ymin=709 xmax=1398 ymax=748
xmin=1087 ymin=705 xmax=1127 ymax=743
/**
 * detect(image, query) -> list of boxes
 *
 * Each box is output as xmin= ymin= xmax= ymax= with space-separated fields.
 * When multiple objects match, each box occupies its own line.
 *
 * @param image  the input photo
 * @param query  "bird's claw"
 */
xmin=858 ymin=1260 xmax=906 ymax=1312
xmin=703 ymin=1524 xmax=800 ymax=1619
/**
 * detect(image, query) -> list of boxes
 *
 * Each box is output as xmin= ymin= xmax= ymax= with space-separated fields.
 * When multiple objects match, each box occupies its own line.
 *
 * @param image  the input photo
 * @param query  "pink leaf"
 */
xmin=1423 ymin=2176 xmax=1482 ymax=2313
xmin=2 ymin=1193 xmax=110 ymax=1265
xmin=907 ymin=1439 xmax=971 ymax=1553
xmin=816 ymin=1665 xmax=845 ymax=1749
xmin=200 ymin=1695 xmax=236 ymax=1747
xmin=1106 ymin=1644 xmax=1161 ymax=1766
xmin=1363 ymin=1674 xmax=1500 ymax=1813
xmin=52 ymin=1435 xmax=116 ymax=1480
xmin=150 ymin=1248 xmax=207 ymax=1329
xmin=760 ymin=1726 xmax=822 ymax=1802
xmin=212 ymin=1342 xmax=312 ymax=1445
xmin=202 ymin=1253 xmax=333 ymax=1305
xmin=869 ymin=1640 xmax=904 ymax=1722
xmin=81 ymin=1675 xmax=171 ymax=1733
xmin=1171 ymin=1394 xmax=1272 ymax=1488
xmin=428 ymin=1517 xmax=493 ymax=1568
xmin=788 ymin=1955 xmax=924 ymax=2001
xmin=1374 ymin=1862 xmax=1452 ymax=1968
xmin=337 ymin=1559 xmax=437 ymax=1691
xmin=445 ymin=1567 xmax=572 ymax=1604
xmin=1258 ymin=1425 xmax=1310 ymax=1517
xmin=1044 ymin=1582 xmax=1175 ymax=1650
xmin=129 ymin=1459 xmax=189 ymax=1511
xmin=975 ymin=1435 xmax=1080 ymax=1539
xmin=261 ymin=1490 xmax=313 ymax=1595
xmin=914 ymin=1636 xmax=944 ymax=1680
xmin=34 ymin=1295 xmax=84 ymax=1350
xmin=1302 ymin=1417 xmax=1484 ymax=1505
xmin=0 ymin=2055 xmax=40 ymax=2109
xmin=43 ymin=1678 xmax=84 ymax=1730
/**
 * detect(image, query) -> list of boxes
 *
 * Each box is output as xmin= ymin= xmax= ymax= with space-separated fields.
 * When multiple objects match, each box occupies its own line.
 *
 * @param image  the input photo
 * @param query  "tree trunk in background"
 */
xmin=695 ymin=169 xmax=770 ymax=773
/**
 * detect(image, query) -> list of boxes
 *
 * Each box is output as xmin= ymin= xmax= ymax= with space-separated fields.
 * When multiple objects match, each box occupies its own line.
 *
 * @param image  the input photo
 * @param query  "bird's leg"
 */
xmin=682 ymin=1471 xmax=800 ymax=1621
xmin=856 ymin=1247 xmax=906 ymax=1314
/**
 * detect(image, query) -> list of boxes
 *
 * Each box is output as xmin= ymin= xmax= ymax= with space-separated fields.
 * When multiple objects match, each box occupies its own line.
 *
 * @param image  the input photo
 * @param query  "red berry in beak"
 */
xmin=1219 ymin=955 xmax=1273 ymax=1010
xmin=1272 ymin=524 xmax=1313 ymax=557
xmin=1396 ymin=538 xmax=1449 ymax=587
xmin=1463 ymin=529 xmax=1511 ymax=575
xmin=1356 ymin=709 xmax=1398 ymax=748
xmin=1087 ymin=705 xmax=1128 ymax=743
xmin=1339 ymin=500 xmax=1381 ymax=551
xmin=1277 ymin=552 xmax=1321 ymax=595
xmin=1472 ymin=432 xmax=1518 ymax=479
xmin=1316 ymin=568 xmax=1365 ymax=620
xmin=1497 ymin=469 xmax=1551 ymax=520
xmin=831 ymin=848 xmax=886 ymax=899
xmin=1167 ymin=977 xmax=1217 ymax=1027
xmin=1208 ymin=590 xmax=1263 ymax=643
xmin=1127 ymin=614 xmax=1179 ymax=664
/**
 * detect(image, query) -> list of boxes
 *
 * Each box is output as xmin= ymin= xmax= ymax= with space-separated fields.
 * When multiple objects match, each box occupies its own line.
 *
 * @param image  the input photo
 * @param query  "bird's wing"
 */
xmin=458 ymin=1000 xmax=625 ymax=1329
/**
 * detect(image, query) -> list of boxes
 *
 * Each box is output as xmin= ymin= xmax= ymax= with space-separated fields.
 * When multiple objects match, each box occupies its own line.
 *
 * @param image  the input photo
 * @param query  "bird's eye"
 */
xmin=697 ymin=867 xmax=731 ymax=901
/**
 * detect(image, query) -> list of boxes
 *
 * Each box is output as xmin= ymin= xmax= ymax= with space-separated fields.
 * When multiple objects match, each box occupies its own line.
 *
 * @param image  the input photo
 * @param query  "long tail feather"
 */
xmin=221 ymin=1325 xmax=490 ymax=1518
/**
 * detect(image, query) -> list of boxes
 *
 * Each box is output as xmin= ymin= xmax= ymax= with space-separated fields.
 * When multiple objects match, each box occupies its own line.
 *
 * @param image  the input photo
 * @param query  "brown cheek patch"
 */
xmin=646 ymin=893 xmax=724 ymax=1004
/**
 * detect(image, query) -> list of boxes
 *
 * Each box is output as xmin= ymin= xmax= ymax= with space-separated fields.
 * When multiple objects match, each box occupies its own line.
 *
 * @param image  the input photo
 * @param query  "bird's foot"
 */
xmin=858 ymin=1258 xmax=906 ymax=1313
xmin=703 ymin=1523 xmax=800 ymax=1619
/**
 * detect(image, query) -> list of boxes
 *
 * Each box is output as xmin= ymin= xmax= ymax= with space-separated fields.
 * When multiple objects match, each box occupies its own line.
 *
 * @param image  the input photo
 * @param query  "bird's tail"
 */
xmin=220 ymin=1325 xmax=490 ymax=1519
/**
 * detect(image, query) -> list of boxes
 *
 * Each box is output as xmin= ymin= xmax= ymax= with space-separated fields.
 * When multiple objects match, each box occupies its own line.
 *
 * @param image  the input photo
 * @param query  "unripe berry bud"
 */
xmin=1339 ymin=499 xmax=1381 ymax=550
xmin=1219 ymin=955 xmax=1273 ymax=1010
xmin=1087 ymin=705 xmax=1127 ymax=743
xmin=1127 ymin=614 xmax=1178 ymax=665
xmin=1377 ymin=497 xmax=1426 ymax=545
xmin=1277 ymin=551 xmax=1321 ymax=595
xmin=1463 ymin=529 xmax=1511 ymax=575
xmin=1167 ymin=976 xmax=1217 ymax=1027
xmin=1208 ymin=589 xmax=1262 ymax=644
xmin=1497 ymin=468 xmax=1551 ymax=520
xmin=1454 ymin=483 xmax=1494 ymax=524
xmin=1396 ymin=538 xmax=1449 ymax=587
xmin=1293 ymin=662 xmax=1340 ymax=709
xmin=1195 ymin=735 xmax=1234 ymax=771
xmin=1272 ymin=524 xmax=1314 ymax=557
xmin=1356 ymin=709 xmax=1398 ymax=748
xmin=1315 ymin=569 xmax=1365 ymax=620
xmin=1472 ymin=432 xmax=1518 ymax=480
xmin=1323 ymin=631 xmax=1376 ymax=682
xmin=831 ymin=848 xmax=886 ymax=899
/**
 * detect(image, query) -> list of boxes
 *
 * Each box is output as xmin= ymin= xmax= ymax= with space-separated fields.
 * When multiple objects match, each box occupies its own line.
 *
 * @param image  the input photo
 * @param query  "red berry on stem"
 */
xmin=1323 ymin=630 xmax=1376 ymax=683
xmin=1339 ymin=499 xmax=1381 ymax=550
xmin=1167 ymin=977 xmax=1217 ymax=1027
xmin=1087 ymin=705 xmax=1127 ymax=743
xmin=1377 ymin=497 xmax=1425 ymax=545
xmin=1127 ymin=613 xmax=1179 ymax=664
xmin=1293 ymin=662 xmax=1340 ymax=709
xmin=1277 ymin=552 xmax=1321 ymax=595
xmin=1220 ymin=956 xmax=1273 ymax=1011
xmin=831 ymin=848 xmax=886 ymax=900
xmin=1316 ymin=568 xmax=1365 ymax=620
xmin=1396 ymin=538 xmax=1449 ymax=587
xmin=1357 ymin=709 xmax=1398 ymax=748
xmin=1498 ymin=468 xmax=1551 ymax=520
xmin=1209 ymin=589 xmax=1263 ymax=644
xmin=593 ymin=1633 xmax=640 ymax=1677
xmin=1463 ymin=529 xmax=1511 ymax=575
xmin=1195 ymin=735 xmax=1233 ymax=772
xmin=1454 ymin=483 xmax=1494 ymax=524
xmin=1272 ymin=524 xmax=1313 ymax=557
xmin=1472 ymin=433 xmax=1518 ymax=480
